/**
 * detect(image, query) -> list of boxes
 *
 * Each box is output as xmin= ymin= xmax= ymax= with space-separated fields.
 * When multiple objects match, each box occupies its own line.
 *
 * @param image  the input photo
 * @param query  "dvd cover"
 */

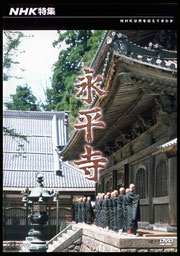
xmin=2 ymin=1 xmax=177 ymax=253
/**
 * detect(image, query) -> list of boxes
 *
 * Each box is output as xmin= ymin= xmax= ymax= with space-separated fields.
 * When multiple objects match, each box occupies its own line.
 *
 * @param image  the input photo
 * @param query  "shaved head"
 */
xmin=120 ymin=187 xmax=125 ymax=193
xmin=106 ymin=192 xmax=111 ymax=197
xmin=129 ymin=184 xmax=135 ymax=191
xmin=114 ymin=190 xmax=118 ymax=196
xmin=126 ymin=188 xmax=130 ymax=193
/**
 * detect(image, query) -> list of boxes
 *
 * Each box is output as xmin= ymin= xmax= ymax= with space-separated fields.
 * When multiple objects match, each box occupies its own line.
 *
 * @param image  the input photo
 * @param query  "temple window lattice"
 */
xmin=156 ymin=160 xmax=168 ymax=197
xmin=136 ymin=168 xmax=146 ymax=198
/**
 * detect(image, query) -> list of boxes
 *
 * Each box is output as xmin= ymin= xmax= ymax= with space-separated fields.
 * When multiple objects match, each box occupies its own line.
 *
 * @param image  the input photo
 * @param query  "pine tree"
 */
xmin=43 ymin=30 xmax=105 ymax=116
xmin=4 ymin=85 xmax=40 ymax=111
xmin=42 ymin=30 xmax=105 ymax=135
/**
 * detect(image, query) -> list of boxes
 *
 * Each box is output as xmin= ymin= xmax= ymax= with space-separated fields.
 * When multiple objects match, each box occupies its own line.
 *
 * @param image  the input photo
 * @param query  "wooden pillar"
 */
xmin=112 ymin=170 xmax=117 ymax=190
xmin=168 ymin=156 xmax=177 ymax=226
xmin=124 ymin=164 xmax=129 ymax=188
xmin=167 ymin=112 xmax=177 ymax=226
xmin=128 ymin=164 xmax=134 ymax=186
xmin=168 ymin=112 xmax=177 ymax=139
xmin=48 ymin=205 xmax=51 ymax=226
xmin=102 ymin=177 xmax=105 ymax=193
xmin=148 ymin=155 xmax=155 ymax=224
xmin=71 ymin=195 xmax=73 ymax=217
xmin=26 ymin=205 xmax=28 ymax=226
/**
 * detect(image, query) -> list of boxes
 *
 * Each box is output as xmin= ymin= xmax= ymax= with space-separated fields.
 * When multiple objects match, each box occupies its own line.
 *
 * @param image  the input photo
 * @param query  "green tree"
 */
xmin=3 ymin=31 xmax=32 ymax=151
xmin=3 ymin=30 xmax=28 ymax=81
xmin=42 ymin=30 xmax=105 ymax=135
xmin=4 ymin=85 xmax=40 ymax=111
xmin=43 ymin=30 xmax=105 ymax=114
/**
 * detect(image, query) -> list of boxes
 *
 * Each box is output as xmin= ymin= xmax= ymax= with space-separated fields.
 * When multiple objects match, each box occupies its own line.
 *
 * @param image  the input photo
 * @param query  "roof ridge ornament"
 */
xmin=107 ymin=31 xmax=177 ymax=70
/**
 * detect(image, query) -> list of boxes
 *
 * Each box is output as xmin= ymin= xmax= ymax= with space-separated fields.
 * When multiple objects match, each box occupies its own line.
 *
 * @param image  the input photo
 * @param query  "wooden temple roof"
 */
xmin=61 ymin=30 xmax=177 ymax=161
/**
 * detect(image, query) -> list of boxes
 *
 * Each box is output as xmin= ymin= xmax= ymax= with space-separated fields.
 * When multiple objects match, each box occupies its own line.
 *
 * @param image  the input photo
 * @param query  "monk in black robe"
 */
xmin=82 ymin=197 xmax=87 ymax=223
xmin=95 ymin=195 xmax=99 ymax=226
xmin=78 ymin=198 xmax=83 ymax=223
xmin=102 ymin=195 xmax=106 ymax=228
xmin=98 ymin=194 xmax=104 ymax=228
xmin=126 ymin=184 xmax=140 ymax=235
xmin=109 ymin=192 xmax=114 ymax=230
xmin=113 ymin=190 xmax=118 ymax=232
xmin=106 ymin=192 xmax=111 ymax=229
xmin=72 ymin=199 xmax=75 ymax=221
xmin=74 ymin=199 xmax=79 ymax=223
xmin=117 ymin=187 xmax=125 ymax=231
xmin=86 ymin=197 xmax=94 ymax=224
xmin=123 ymin=188 xmax=130 ymax=232
xmin=103 ymin=194 xmax=110 ymax=228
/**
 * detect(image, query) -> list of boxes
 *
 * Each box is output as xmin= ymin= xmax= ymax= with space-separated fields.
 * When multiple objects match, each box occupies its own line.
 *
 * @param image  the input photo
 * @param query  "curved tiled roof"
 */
xmin=157 ymin=138 xmax=177 ymax=151
xmin=106 ymin=32 xmax=177 ymax=71
xmin=3 ymin=164 xmax=95 ymax=189
xmin=3 ymin=136 xmax=53 ymax=154
xmin=3 ymin=152 xmax=54 ymax=171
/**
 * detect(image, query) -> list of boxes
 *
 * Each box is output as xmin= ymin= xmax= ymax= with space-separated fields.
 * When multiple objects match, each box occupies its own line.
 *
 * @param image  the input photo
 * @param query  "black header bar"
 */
xmin=2 ymin=2 xmax=177 ymax=30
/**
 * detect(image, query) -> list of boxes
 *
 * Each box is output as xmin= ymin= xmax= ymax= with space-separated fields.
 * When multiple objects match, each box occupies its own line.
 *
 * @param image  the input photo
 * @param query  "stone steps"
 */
xmin=72 ymin=224 xmax=81 ymax=232
xmin=47 ymin=224 xmax=73 ymax=252
xmin=52 ymin=240 xmax=60 ymax=248
xmin=57 ymin=237 xmax=65 ymax=243
xmin=47 ymin=244 xmax=54 ymax=252
xmin=67 ymin=229 xmax=76 ymax=236
xmin=62 ymin=232 xmax=72 ymax=240
xmin=47 ymin=224 xmax=82 ymax=252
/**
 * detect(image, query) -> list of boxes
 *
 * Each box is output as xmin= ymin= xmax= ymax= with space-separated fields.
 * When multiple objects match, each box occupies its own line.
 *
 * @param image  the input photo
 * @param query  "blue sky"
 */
xmin=3 ymin=30 xmax=63 ymax=108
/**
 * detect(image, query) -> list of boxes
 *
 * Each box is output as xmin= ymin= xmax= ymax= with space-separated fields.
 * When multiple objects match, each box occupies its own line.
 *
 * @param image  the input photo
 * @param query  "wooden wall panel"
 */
xmin=154 ymin=204 xmax=169 ymax=224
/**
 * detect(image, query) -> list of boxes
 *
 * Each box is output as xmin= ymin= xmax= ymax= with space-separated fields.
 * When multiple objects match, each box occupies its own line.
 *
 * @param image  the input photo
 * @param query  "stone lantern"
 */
xmin=20 ymin=171 xmax=58 ymax=252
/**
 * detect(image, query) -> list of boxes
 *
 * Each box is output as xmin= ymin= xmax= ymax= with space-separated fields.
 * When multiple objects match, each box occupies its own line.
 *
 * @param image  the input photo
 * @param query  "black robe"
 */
xmin=86 ymin=200 xmax=94 ymax=224
xmin=109 ymin=197 xmax=114 ymax=230
xmin=98 ymin=198 xmax=104 ymax=227
xmin=80 ymin=201 xmax=84 ymax=223
xmin=74 ymin=202 xmax=79 ymax=223
xmin=117 ymin=193 xmax=125 ymax=230
xmin=78 ymin=201 xmax=82 ymax=223
xmin=102 ymin=198 xmax=110 ymax=228
xmin=95 ymin=199 xmax=99 ymax=226
xmin=125 ymin=191 xmax=140 ymax=232
xmin=82 ymin=201 xmax=87 ymax=223
xmin=72 ymin=202 xmax=75 ymax=221
xmin=113 ymin=196 xmax=118 ymax=231
xmin=102 ymin=198 xmax=106 ymax=228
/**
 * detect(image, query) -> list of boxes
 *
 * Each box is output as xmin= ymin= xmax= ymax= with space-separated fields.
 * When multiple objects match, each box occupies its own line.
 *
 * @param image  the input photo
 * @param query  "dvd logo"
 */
xmin=9 ymin=8 xmax=38 ymax=15
xmin=160 ymin=238 xmax=173 ymax=246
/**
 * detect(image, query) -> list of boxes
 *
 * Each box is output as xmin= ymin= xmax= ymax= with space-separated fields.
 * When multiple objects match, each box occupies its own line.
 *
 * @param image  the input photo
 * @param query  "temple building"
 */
xmin=3 ymin=110 xmax=95 ymax=240
xmin=61 ymin=30 xmax=177 ymax=232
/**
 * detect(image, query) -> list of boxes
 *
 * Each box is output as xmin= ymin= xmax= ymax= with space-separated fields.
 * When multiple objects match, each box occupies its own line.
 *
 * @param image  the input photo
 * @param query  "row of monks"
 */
xmin=72 ymin=196 xmax=95 ymax=225
xmin=72 ymin=184 xmax=140 ymax=235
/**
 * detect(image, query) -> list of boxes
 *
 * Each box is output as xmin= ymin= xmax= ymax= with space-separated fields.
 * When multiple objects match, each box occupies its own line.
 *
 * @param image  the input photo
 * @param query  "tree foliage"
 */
xmin=3 ymin=30 xmax=27 ymax=81
xmin=43 ymin=30 xmax=105 ymax=118
xmin=4 ymin=85 xmax=40 ymax=111
xmin=3 ymin=31 xmax=36 ymax=155
xmin=3 ymin=126 xmax=29 ymax=153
